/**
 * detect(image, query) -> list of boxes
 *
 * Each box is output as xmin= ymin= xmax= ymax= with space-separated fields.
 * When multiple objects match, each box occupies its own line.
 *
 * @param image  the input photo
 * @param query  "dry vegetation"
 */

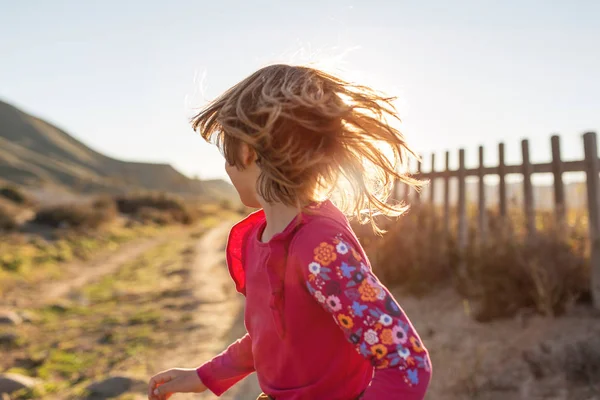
xmin=0 ymin=189 xmax=235 ymax=300
xmin=1 ymin=231 xmax=209 ymax=399
xmin=354 ymin=205 xmax=590 ymax=321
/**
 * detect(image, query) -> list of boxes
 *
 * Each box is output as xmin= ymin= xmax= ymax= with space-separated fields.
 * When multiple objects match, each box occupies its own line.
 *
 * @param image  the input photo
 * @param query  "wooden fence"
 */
xmin=397 ymin=131 xmax=600 ymax=309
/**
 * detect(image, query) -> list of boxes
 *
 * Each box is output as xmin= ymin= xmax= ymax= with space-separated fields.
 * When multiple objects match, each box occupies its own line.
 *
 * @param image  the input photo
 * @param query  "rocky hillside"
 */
xmin=0 ymin=100 xmax=233 ymax=197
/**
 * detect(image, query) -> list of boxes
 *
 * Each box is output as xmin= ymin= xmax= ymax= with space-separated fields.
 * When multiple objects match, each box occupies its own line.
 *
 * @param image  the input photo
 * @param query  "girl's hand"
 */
xmin=148 ymin=368 xmax=207 ymax=400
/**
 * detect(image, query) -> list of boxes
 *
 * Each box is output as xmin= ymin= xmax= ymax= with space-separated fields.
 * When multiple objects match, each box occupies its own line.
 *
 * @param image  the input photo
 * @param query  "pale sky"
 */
xmin=1 ymin=0 xmax=599 ymax=182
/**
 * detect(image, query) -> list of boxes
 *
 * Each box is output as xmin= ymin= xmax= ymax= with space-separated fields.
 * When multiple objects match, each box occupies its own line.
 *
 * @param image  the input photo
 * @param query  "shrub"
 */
xmin=33 ymin=201 xmax=116 ymax=230
xmin=462 ymin=212 xmax=588 ymax=321
xmin=358 ymin=205 xmax=589 ymax=321
xmin=115 ymin=193 xmax=195 ymax=225
xmin=354 ymin=206 xmax=456 ymax=296
xmin=0 ymin=185 xmax=31 ymax=205
xmin=0 ymin=203 xmax=18 ymax=231
xmin=134 ymin=207 xmax=175 ymax=226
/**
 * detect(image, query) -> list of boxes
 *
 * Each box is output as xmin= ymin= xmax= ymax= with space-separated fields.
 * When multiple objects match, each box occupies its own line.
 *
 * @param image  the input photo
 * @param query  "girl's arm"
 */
xmin=292 ymin=228 xmax=431 ymax=399
xmin=195 ymin=333 xmax=255 ymax=396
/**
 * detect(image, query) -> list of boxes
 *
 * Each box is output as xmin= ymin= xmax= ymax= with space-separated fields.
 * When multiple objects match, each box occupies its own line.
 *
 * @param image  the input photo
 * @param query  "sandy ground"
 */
xmin=9 ymin=221 xmax=599 ymax=400
xmin=153 ymin=222 xmax=261 ymax=400
xmin=170 ymin=223 xmax=600 ymax=400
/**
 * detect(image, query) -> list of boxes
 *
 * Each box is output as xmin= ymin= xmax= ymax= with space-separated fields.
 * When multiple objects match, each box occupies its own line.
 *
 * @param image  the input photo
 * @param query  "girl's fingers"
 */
xmin=154 ymin=378 xmax=181 ymax=400
xmin=148 ymin=370 xmax=176 ymax=400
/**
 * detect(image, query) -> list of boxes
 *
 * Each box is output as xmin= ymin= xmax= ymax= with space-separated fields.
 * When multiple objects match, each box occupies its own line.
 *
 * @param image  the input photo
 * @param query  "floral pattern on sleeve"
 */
xmin=304 ymin=234 xmax=431 ymax=387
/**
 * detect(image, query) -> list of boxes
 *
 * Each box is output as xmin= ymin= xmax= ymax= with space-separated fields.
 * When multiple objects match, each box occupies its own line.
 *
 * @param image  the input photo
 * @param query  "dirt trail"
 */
xmin=155 ymin=221 xmax=261 ymax=400
xmin=18 ymin=228 xmax=189 ymax=308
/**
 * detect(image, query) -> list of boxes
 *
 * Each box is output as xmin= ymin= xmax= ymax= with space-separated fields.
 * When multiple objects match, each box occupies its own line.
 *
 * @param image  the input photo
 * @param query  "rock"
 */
xmin=86 ymin=375 xmax=146 ymax=398
xmin=48 ymin=302 xmax=70 ymax=313
xmin=0 ymin=373 xmax=40 ymax=394
xmin=0 ymin=311 xmax=22 ymax=326
xmin=0 ymin=332 xmax=20 ymax=347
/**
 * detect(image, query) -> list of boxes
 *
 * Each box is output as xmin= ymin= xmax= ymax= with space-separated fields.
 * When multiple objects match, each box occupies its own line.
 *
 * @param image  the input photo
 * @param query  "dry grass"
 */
xmin=356 ymin=206 xmax=590 ymax=321
xmin=0 ymin=237 xmax=202 ymax=399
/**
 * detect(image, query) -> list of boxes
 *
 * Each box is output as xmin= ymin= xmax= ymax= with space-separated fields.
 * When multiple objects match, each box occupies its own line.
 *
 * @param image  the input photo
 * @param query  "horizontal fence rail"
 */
xmin=396 ymin=131 xmax=600 ymax=310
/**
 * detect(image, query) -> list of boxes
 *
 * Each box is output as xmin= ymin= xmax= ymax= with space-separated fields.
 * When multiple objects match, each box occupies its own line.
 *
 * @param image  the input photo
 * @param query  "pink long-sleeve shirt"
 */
xmin=196 ymin=200 xmax=431 ymax=399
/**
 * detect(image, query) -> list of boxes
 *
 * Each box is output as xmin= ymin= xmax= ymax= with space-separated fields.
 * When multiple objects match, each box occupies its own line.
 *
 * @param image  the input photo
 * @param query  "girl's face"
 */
xmin=225 ymin=143 xmax=262 ymax=208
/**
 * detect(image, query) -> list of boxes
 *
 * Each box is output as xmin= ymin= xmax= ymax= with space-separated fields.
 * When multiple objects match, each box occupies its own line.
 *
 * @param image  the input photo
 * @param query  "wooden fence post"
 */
xmin=583 ymin=131 xmax=600 ymax=310
xmin=443 ymin=151 xmax=450 ymax=239
xmin=458 ymin=149 xmax=467 ymax=267
xmin=551 ymin=135 xmax=566 ymax=225
xmin=522 ymin=139 xmax=535 ymax=237
xmin=415 ymin=156 xmax=422 ymax=205
xmin=498 ymin=143 xmax=507 ymax=218
xmin=478 ymin=146 xmax=487 ymax=242
xmin=430 ymin=153 xmax=436 ymax=205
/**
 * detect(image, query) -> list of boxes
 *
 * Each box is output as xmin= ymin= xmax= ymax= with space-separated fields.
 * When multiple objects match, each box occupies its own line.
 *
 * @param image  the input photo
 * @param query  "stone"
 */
xmin=0 ymin=373 xmax=40 ymax=394
xmin=0 ymin=332 xmax=20 ymax=347
xmin=86 ymin=375 xmax=146 ymax=398
xmin=0 ymin=311 xmax=22 ymax=326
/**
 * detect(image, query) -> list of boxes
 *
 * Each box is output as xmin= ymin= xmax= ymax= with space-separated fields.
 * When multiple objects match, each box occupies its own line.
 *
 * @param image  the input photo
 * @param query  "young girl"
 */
xmin=148 ymin=64 xmax=431 ymax=400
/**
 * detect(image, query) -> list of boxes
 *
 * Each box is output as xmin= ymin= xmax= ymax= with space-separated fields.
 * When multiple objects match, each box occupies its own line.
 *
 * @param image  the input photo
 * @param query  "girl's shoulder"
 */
xmin=291 ymin=201 xmax=362 ymax=257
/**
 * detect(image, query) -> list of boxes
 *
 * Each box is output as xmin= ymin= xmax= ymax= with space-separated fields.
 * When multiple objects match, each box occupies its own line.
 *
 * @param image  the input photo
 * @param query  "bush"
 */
xmin=358 ymin=206 xmax=589 ymax=321
xmin=116 ymin=193 xmax=195 ymax=225
xmin=33 ymin=201 xmax=116 ymax=230
xmin=0 ymin=185 xmax=31 ymax=205
xmin=462 ymin=212 xmax=588 ymax=321
xmin=134 ymin=207 xmax=175 ymax=226
xmin=354 ymin=206 xmax=456 ymax=296
xmin=0 ymin=203 xmax=18 ymax=231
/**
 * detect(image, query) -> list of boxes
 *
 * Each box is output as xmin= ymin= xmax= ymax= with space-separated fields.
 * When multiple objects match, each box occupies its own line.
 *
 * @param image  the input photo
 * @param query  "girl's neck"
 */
xmin=259 ymin=201 xmax=301 ymax=243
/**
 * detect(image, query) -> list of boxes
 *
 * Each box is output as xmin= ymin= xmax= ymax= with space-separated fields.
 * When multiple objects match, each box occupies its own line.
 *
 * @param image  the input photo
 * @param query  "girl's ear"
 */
xmin=240 ymin=143 xmax=257 ymax=167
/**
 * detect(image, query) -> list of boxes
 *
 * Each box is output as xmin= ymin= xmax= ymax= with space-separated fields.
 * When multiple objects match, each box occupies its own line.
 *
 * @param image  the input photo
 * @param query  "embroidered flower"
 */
xmin=379 ymin=313 xmax=393 ymax=326
xmin=410 ymin=336 xmax=425 ymax=353
xmin=385 ymin=295 xmax=403 ymax=316
xmin=392 ymin=325 xmax=408 ymax=344
xmin=314 ymin=242 xmax=337 ymax=266
xmin=340 ymin=262 xmax=356 ymax=278
xmin=406 ymin=368 xmax=419 ymax=385
xmin=352 ymin=271 xmax=366 ymax=283
xmin=380 ymin=328 xmax=394 ymax=345
xmin=308 ymin=261 xmax=321 ymax=275
xmin=364 ymin=329 xmax=379 ymax=345
xmin=358 ymin=280 xmax=379 ymax=302
xmin=308 ymin=262 xmax=321 ymax=275
xmin=397 ymin=345 xmax=411 ymax=359
xmin=314 ymin=291 xmax=326 ymax=303
xmin=336 ymin=241 xmax=349 ymax=255
xmin=337 ymin=313 xmax=354 ymax=329
xmin=324 ymin=280 xmax=342 ymax=296
xmin=377 ymin=289 xmax=386 ymax=300
xmin=367 ymin=275 xmax=382 ymax=291
xmin=351 ymin=301 xmax=368 ymax=317
xmin=326 ymin=295 xmax=342 ymax=312
xmin=376 ymin=359 xmax=390 ymax=369
xmin=371 ymin=344 xmax=388 ymax=359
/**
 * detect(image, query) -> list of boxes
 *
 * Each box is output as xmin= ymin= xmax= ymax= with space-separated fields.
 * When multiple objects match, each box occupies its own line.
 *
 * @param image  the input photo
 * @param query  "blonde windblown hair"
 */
xmin=191 ymin=64 xmax=421 ymax=233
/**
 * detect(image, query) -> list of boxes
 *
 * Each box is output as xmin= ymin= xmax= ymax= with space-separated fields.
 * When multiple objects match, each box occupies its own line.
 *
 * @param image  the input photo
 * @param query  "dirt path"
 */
xmin=154 ymin=221 xmax=261 ymax=400
xmin=3 ymin=227 xmax=189 ymax=310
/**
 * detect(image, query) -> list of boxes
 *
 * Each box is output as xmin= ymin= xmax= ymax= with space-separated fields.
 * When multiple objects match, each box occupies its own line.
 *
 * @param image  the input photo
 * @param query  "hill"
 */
xmin=0 ymin=100 xmax=234 ymax=198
